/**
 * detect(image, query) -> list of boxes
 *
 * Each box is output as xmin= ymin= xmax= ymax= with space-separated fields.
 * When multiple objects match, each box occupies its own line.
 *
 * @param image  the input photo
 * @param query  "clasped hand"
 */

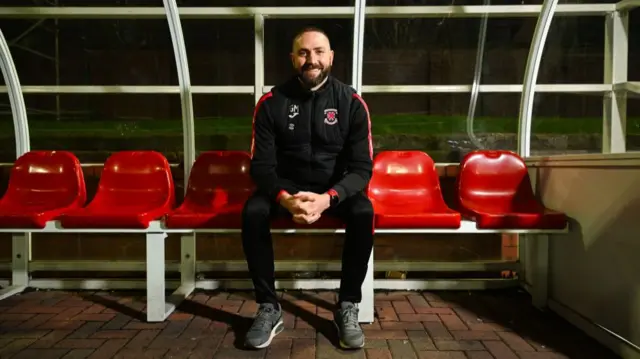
xmin=280 ymin=191 xmax=331 ymax=225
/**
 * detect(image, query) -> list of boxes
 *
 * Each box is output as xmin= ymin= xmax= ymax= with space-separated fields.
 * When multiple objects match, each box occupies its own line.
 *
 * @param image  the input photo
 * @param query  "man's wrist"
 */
xmin=326 ymin=189 xmax=339 ymax=208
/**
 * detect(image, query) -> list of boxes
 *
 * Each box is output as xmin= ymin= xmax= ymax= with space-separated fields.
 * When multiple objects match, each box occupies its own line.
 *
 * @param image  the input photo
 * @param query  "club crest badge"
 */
xmin=324 ymin=108 xmax=338 ymax=125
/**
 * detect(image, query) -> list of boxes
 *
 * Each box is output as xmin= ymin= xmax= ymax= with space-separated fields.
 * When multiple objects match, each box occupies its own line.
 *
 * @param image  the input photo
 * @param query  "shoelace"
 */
xmin=341 ymin=306 xmax=359 ymax=330
xmin=250 ymin=306 xmax=275 ymax=332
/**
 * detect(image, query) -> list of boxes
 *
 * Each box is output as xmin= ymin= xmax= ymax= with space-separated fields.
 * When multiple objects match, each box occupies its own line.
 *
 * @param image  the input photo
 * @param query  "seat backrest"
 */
xmin=3 ymin=151 xmax=86 ymax=208
xmin=457 ymin=150 xmax=534 ymax=212
xmin=367 ymin=151 xmax=446 ymax=210
xmin=94 ymin=151 xmax=174 ymax=207
xmin=184 ymin=151 xmax=254 ymax=208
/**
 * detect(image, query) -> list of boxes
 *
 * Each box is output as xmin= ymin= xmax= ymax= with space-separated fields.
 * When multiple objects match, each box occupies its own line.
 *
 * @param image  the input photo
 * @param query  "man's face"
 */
xmin=291 ymin=31 xmax=334 ymax=89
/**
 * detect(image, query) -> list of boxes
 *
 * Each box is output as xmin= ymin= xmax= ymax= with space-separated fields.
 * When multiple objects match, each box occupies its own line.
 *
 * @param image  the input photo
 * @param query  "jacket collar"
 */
xmin=292 ymin=74 xmax=333 ymax=96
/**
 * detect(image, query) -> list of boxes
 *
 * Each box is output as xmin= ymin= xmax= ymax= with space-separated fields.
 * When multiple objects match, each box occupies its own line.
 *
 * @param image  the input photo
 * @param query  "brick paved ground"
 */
xmin=0 ymin=288 xmax=620 ymax=359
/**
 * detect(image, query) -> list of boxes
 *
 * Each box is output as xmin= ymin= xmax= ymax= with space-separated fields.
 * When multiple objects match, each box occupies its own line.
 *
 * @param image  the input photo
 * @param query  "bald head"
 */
xmin=290 ymin=27 xmax=334 ymax=89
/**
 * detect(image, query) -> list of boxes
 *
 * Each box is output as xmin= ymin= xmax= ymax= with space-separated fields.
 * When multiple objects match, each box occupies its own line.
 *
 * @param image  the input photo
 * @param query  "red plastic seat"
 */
xmin=0 ymin=151 xmax=86 ymax=228
xmin=457 ymin=150 xmax=567 ymax=229
xmin=165 ymin=151 xmax=254 ymax=229
xmin=367 ymin=151 xmax=461 ymax=229
xmin=59 ymin=151 xmax=174 ymax=229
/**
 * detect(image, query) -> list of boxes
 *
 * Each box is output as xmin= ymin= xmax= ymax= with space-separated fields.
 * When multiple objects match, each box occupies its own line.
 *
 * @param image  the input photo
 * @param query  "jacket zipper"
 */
xmin=308 ymin=93 xmax=315 ymax=185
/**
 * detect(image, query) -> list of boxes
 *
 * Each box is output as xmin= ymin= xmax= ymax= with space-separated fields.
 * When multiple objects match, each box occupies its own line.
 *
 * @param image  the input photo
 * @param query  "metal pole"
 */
xmin=351 ymin=0 xmax=366 ymax=94
xmin=55 ymin=0 xmax=60 ymax=122
xmin=0 ymin=28 xmax=31 ymax=301
xmin=602 ymin=10 xmax=628 ymax=153
xmin=254 ymin=14 xmax=265 ymax=103
xmin=0 ymin=29 xmax=30 ymax=156
xmin=466 ymin=0 xmax=490 ymax=150
xmin=517 ymin=0 xmax=559 ymax=157
xmin=162 ymin=0 xmax=195 ymax=183
xmin=162 ymin=0 xmax=198 ymax=304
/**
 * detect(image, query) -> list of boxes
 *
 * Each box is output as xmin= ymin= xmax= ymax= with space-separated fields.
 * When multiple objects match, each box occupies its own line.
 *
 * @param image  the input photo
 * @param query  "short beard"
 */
xmin=298 ymin=64 xmax=331 ymax=89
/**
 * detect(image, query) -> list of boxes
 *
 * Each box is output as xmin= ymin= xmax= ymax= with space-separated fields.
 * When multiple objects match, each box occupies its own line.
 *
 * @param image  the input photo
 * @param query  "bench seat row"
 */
xmin=0 ymin=149 xmax=567 ymax=231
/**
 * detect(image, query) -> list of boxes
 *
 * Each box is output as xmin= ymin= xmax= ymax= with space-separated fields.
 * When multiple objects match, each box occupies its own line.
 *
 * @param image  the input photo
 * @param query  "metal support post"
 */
xmin=602 ymin=9 xmax=628 ymax=153
xmin=517 ymin=0 xmax=559 ymax=157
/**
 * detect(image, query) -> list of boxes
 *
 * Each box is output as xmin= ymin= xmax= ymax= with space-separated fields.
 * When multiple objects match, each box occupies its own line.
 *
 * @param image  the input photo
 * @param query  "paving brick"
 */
xmin=380 ymin=321 xmax=424 ymax=330
xmin=38 ymin=320 xmax=85 ymax=330
xmin=439 ymin=314 xmax=468 ymax=331
xmin=1 ymin=329 xmax=49 ymax=339
xmin=423 ymin=322 xmax=453 ymax=340
xmin=67 ymin=322 xmax=105 ymax=339
xmin=375 ymin=300 xmax=393 ymax=308
xmin=450 ymin=330 xmax=500 ymax=341
xmin=295 ymin=316 xmax=314 ymax=329
xmin=61 ymin=349 xmax=96 ymax=359
xmin=54 ymin=339 xmax=106 ymax=349
xmin=52 ymin=307 xmax=86 ymax=321
xmin=122 ymin=321 xmax=166 ymax=330
xmin=434 ymin=340 xmax=485 ymax=351
xmin=452 ymin=308 xmax=483 ymax=324
xmin=398 ymin=314 xmax=440 ymax=322
xmin=467 ymin=321 xmax=509 ymax=332
xmin=126 ymin=330 xmax=160 ymax=349
xmin=18 ymin=313 xmax=56 ymax=329
xmin=465 ymin=351 xmax=495 ymax=359
xmin=427 ymin=301 xmax=459 ymax=308
xmin=102 ymin=314 xmax=132 ymax=331
xmin=517 ymin=353 xmax=571 ymax=359
xmin=10 ymin=348 xmax=70 ymax=359
xmin=0 ymin=313 xmax=35 ymax=321
xmin=366 ymin=347 xmax=393 ymax=359
xmin=483 ymin=340 xmax=519 ymax=359
xmin=56 ymin=300 xmax=95 ymax=309
xmin=496 ymin=331 xmax=536 ymax=352
xmin=407 ymin=295 xmax=430 ymax=308
xmin=111 ymin=348 xmax=167 ymax=358
xmin=376 ymin=306 xmax=399 ymax=321
xmin=290 ymin=338 xmax=315 ymax=359
xmin=413 ymin=307 xmax=454 ymax=315
xmin=392 ymin=301 xmax=415 ymax=314
xmin=71 ymin=314 xmax=116 ymax=322
xmin=364 ymin=339 xmax=389 ymax=349
xmin=30 ymin=330 xmax=74 ymax=349
xmin=407 ymin=330 xmax=436 ymax=351
xmin=361 ymin=321 xmax=381 ymax=330
xmin=90 ymin=330 xmax=138 ymax=339
xmin=87 ymin=338 xmax=128 ymax=359
xmin=8 ymin=305 xmax=65 ymax=314
xmin=179 ymin=316 xmax=215 ymax=339
xmin=416 ymin=351 xmax=466 ymax=359
xmin=0 ymin=289 xmax=623 ymax=359
xmin=281 ymin=328 xmax=316 ymax=339
xmin=388 ymin=339 xmax=418 ymax=358
xmin=363 ymin=330 xmax=408 ymax=340
xmin=157 ymin=319 xmax=190 ymax=338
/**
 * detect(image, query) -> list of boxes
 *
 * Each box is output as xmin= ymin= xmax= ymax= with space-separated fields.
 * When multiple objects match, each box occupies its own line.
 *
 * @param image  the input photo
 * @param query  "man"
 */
xmin=241 ymin=27 xmax=374 ymax=350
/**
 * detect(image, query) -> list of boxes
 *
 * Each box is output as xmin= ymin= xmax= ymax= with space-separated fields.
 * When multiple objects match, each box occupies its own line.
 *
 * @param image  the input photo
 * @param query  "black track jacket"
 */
xmin=250 ymin=75 xmax=373 ymax=204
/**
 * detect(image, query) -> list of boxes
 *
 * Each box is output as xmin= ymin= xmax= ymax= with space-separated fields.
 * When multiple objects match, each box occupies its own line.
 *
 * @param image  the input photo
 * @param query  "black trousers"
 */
xmin=241 ymin=191 xmax=374 ymax=307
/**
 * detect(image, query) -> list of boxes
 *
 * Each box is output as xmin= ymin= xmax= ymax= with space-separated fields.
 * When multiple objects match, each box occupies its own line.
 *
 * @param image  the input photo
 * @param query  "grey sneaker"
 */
xmin=244 ymin=303 xmax=284 ymax=349
xmin=333 ymin=301 xmax=365 ymax=349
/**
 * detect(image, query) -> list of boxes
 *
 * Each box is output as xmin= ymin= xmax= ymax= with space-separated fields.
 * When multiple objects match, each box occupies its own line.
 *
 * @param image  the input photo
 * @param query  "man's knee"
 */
xmin=242 ymin=193 xmax=272 ymax=221
xmin=345 ymin=194 xmax=374 ymax=221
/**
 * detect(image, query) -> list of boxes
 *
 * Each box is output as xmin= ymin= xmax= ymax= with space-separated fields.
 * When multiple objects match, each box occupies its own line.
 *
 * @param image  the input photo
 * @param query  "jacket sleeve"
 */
xmin=328 ymin=93 xmax=374 ymax=203
xmin=250 ymin=93 xmax=298 ymax=202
